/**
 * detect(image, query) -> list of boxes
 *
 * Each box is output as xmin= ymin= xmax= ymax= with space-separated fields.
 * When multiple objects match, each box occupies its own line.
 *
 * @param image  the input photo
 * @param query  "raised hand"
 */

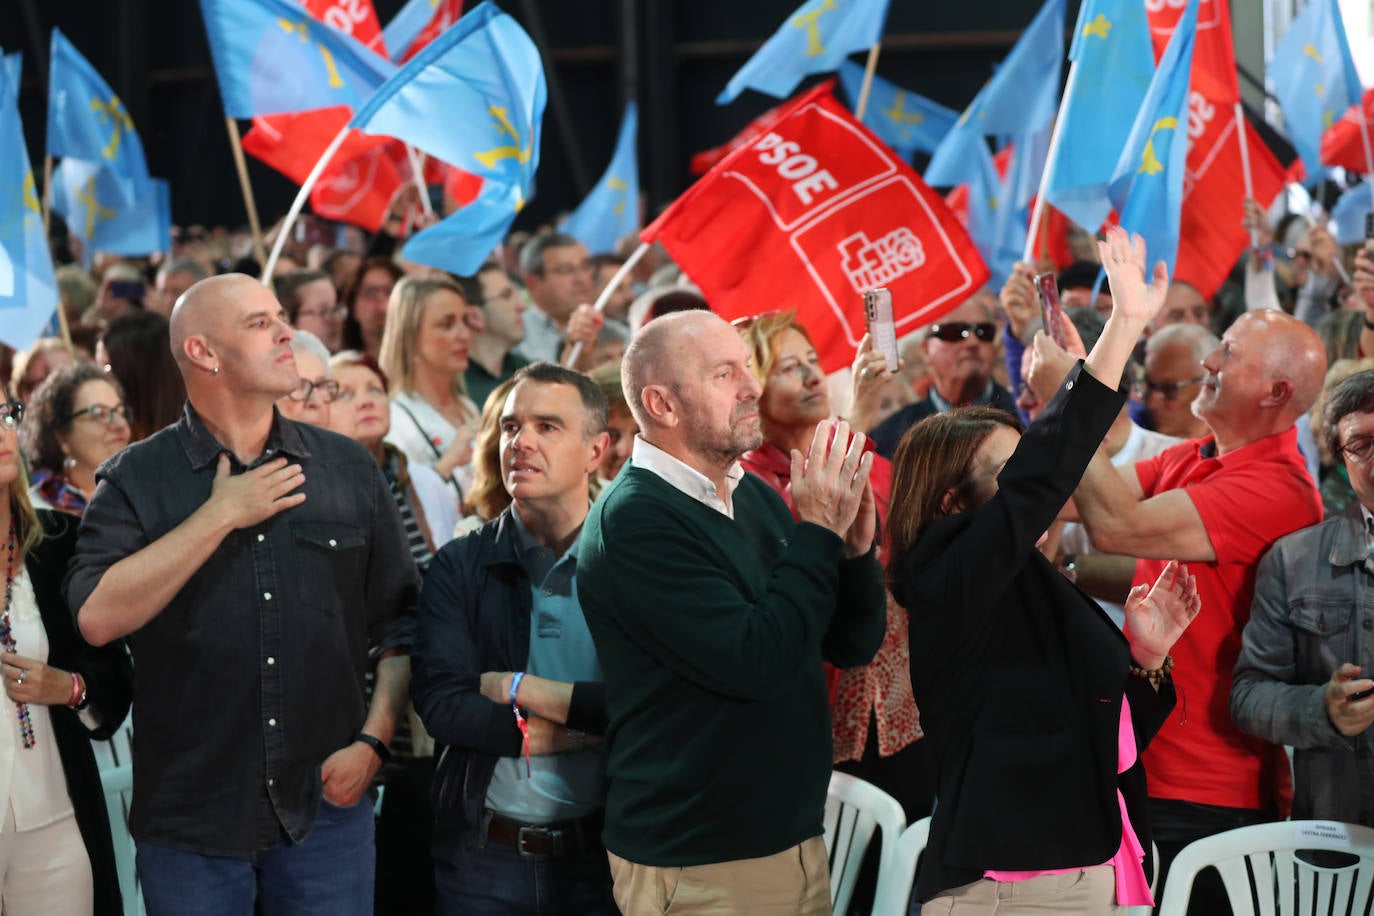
xmin=1123 ymin=560 xmax=1201 ymax=669
xmin=790 ymin=419 xmax=874 ymax=553
xmin=203 ymin=453 xmax=306 ymax=531
xmin=1097 ymin=226 xmax=1169 ymax=326
xmin=1025 ymin=331 xmax=1080 ymax=404
xmin=846 ymin=333 xmax=894 ymax=434
xmin=999 ymin=262 xmax=1039 ymax=340
xmin=1324 ymin=663 xmax=1374 ymax=737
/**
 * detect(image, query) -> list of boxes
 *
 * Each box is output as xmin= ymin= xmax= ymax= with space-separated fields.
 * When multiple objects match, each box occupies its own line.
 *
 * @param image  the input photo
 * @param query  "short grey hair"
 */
xmin=1322 ymin=369 xmax=1374 ymax=466
xmin=289 ymin=329 xmax=332 ymax=375
xmin=1145 ymin=323 xmax=1218 ymax=365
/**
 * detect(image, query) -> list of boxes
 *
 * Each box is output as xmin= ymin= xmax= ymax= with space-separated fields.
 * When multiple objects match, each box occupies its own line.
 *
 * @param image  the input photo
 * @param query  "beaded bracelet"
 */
xmin=1129 ymin=656 xmax=1175 ymax=680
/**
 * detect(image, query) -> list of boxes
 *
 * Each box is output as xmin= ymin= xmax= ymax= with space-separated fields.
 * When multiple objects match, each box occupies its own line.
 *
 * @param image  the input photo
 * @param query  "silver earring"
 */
xmin=212 ymin=365 xmax=220 ymax=376
xmin=63 ymin=455 xmax=77 ymax=471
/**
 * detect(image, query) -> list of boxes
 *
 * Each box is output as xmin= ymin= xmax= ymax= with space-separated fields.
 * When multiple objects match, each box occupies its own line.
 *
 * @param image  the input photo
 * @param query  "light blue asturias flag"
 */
xmin=1269 ymin=0 xmax=1364 ymax=175
xmin=350 ymin=2 xmax=545 ymax=198
xmin=560 ymin=103 xmax=638 ymax=255
xmin=1 ymin=51 xmax=20 ymax=105
xmin=46 ymin=29 xmax=153 ymax=206
xmin=716 ymin=0 xmax=890 ymax=105
xmin=952 ymin=0 xmax=1065 ymax=138
xmin=1330 ymin=182 xmax=1372 ymax=245
xmin=50 ymin=159 xmax=171 ymax=265
xmin=1107 ymin=0 xmax=1198 ymax=279
xmin=1041 ymin=0 xmax=1155 ymax=233
xmin=197 ymin=0 xmax=397 ymax=119
xmin=837 ymin=60 xmax=957 ymax=158
xmin=381 ymin=0 xmax=438 ymax=62
xmin=0 ymin=66 xmax=59 ymax=350
xmin=923 ymin=122 xmax=1018 ymax=287
xmin=401 ymin=180 xmax=525 ymax=276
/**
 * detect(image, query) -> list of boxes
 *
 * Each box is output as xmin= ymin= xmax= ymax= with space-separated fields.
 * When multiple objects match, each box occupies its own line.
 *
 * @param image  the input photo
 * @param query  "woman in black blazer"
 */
xmin=0 ymin=396 xmax=132 ymax=916
xmin=886 ymin=229 xmax=1200 ymax=914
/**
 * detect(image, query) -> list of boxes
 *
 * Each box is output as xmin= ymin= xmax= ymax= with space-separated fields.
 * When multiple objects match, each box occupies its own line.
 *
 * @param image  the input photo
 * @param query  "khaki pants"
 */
xmin=607 ymin=835 xmax=829 ymax=915
xmin=921 ymin=866 xmax=1127 ymax=915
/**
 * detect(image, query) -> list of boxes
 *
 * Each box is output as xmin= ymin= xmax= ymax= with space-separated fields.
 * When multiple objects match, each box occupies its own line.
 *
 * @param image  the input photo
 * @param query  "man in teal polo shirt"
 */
xmin=578 ymin=311 xmax=886 ymax=915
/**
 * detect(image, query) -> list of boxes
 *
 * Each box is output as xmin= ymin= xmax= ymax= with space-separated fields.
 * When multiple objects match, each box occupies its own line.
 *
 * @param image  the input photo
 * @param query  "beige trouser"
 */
xmin=921 ymin=865 xmax=1127 ymax=915
xmin=0 ymin=808 xmax=94 ymax=916
xmin=607 ymin=835 xmax=829 ymax=916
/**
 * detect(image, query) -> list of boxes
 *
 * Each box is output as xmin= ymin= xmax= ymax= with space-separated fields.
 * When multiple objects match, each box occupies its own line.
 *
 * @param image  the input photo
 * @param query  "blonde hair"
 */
xmin=735 ymin=310 xmax=815 ymax=385
xmin=377 ymin=276 xmax=474 ymax=416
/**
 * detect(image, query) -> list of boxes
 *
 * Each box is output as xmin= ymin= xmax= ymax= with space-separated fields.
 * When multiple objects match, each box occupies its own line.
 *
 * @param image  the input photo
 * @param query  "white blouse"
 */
xmin=386 ymin=391 xmax=477 ymax=497
xmin=0 ymin=568 xmax=75 ymax=831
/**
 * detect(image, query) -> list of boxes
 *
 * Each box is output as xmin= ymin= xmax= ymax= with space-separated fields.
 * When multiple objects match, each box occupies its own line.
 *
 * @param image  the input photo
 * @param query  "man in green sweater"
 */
xmin=577 ymin=310 xmax=886 ymax=914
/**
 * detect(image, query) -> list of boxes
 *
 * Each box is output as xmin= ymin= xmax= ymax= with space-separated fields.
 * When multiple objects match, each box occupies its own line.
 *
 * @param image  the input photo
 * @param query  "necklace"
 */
xmin=1 ymin=520 xmax=35 ymax=748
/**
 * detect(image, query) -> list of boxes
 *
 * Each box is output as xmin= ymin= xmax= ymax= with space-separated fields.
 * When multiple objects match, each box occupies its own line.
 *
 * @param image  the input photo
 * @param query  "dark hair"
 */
xmin=1065 ymin=306 xmax=1106 ymax=353
xmin=644 ymin=290 xmax=709 ymax=324
xmin=1057 ymin=260 xmax=1101 ymax=292
xmin=509 ymin=361 xmax=609 ymax=439
xmin=885 ymin=406 xmax=1024 ymax=591
xmin=100 ymin=310 xmax=184 ymax=442
xmin=591 ymin=253 xmax=625 ymax=272
xmin=519 ymin=232 xmax=583 ymax=278
xmin=340 ymin=257 xmax=404 ymax=350
xmin=1322 ymin=370 xmax=1374 ymax=467
xmin=273 ymin=269 xmax=333 ymax=323
xmin=20 ymin=363 xmax=125 ymax=474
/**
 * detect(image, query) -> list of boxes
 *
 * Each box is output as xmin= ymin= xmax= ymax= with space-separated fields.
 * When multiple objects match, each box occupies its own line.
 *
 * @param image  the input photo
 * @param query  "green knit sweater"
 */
xmin=577 ymin=464 xmax=886 ymax=866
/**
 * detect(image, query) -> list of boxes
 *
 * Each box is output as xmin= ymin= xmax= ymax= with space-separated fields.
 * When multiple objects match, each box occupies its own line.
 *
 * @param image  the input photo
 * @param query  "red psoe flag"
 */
xmin=1321 ymin=89 xmax=1374 ymax=172
xmin=1146 ymin=0 xmax=1239 ymax=105
xmin=645 ymin=83 xmax=988 ymax=373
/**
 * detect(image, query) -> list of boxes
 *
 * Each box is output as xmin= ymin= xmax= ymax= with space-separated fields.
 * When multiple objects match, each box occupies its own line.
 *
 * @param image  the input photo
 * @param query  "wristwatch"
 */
xmin=356 ymin=732 xmax=391 ymax=763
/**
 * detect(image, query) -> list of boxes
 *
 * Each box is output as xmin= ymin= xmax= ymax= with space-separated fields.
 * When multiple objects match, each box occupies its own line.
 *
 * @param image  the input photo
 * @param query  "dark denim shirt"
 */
xmin=1232 ymin=504 xmax=1374 ymax=826
xmin=65 ymin=403 xmax=419 ymax=855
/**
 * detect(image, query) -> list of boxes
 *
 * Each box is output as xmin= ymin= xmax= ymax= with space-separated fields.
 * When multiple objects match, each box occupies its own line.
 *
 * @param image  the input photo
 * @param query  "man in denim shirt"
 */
xmin=1233 ymin=370 xmax=1374 ymax=826
xmin=67 ymin=275 xmax=418 ymax=914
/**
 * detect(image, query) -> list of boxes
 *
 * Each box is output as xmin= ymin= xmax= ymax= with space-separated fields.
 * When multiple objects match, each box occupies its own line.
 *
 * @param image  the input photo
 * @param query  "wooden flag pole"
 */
xmin=852 ymin=43 xmax=882 ymax=122
xmin=1233 ymin=103 xmax=1259 ymax=249
xmin=563 ymin=240 xmax=650 ymax=368
xmin=261 ymin=124 xmax=352 ymax=282
xmin=225 ymin=117 xmax=268 ymax=267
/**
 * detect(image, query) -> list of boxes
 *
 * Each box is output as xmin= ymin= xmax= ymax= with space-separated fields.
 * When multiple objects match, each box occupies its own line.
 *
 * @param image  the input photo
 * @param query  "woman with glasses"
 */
xmin=325 ymin=351 xmax=457 ymax=915
xmin=887 ymin=230 xmax=1200 ymax=914
xmin=342 ymin=258 xmax=405 ymax=360
xmin=276 ymin=269 xmax=348 ymax=354
xmin=379 ymin=276 xmax=481 ymax=499
xmin=276 ymin=330 xmax=337 ymax=429
xmin=20 ymin=365 xmax=131 ymax=516
xmin=0 ymin=397 xmax=134 ymax=915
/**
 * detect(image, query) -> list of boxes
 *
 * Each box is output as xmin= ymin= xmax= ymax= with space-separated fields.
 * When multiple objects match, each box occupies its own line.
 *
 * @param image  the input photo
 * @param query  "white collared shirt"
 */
xmin=630 ymin=436 xmax=744 ymax=519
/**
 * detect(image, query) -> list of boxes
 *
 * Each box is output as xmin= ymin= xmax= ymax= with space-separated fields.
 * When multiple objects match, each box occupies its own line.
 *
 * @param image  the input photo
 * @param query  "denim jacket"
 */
xmin=1231 ymin=505 xmax=1374 ymax=826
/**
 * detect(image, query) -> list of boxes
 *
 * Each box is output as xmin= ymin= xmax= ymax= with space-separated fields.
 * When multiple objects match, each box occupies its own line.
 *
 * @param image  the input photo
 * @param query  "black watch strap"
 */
xmin=356 ymin=732 xmax=391 ymax=763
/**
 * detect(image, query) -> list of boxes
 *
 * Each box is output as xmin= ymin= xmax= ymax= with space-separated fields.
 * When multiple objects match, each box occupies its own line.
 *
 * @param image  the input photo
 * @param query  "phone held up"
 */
xmin=1035 ymin=272 xmax=1067 ymax=348
xmin=862 ymin=288 xmax=900 ymax=374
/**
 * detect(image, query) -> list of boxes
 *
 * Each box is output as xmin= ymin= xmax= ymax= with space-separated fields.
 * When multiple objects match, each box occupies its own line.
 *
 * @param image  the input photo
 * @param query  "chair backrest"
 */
xmin=1157 ymin=820 xmax=1374 ymax=916
xmin=870 ymin=816 xmax=931 ymax=916
xmin=823 ymin=772 xmax=907 ymax=915
xmin=95 ymin=719 xmax=143 ymax=916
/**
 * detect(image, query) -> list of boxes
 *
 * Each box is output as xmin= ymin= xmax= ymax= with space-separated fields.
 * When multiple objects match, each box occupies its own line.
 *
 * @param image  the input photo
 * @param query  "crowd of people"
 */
xmin=0 ymin=179 xmax=1373 ymax=916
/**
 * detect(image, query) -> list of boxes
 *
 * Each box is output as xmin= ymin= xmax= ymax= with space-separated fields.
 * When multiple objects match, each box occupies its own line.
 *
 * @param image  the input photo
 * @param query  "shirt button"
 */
xmin=328 ymin=539 xmax=337 ymax=548
xmin=257 ymin=534 xmax=265 ymax=543
xmin=268 ymin=718 xmax=277 ymax=726
xmin=1065 ymin=380 xmax=1074 ymax=390
xmin=267 ymin=778 xmax=275 ymax=787
xmin=263 ymin=592 xmax=272 ymax=601
xmin=267 ymin=657 xmax=276 ymax=666
xmin=545 ymin=588 xmax=553 ymax=597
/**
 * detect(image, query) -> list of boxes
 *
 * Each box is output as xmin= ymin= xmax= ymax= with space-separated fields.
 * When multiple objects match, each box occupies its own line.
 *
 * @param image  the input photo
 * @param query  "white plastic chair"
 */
xmin=823 ymin=772 xmax=907 ymax=915
xmin=870 ymin=816 xmax=930 ymax=915
xmin=95 ymin=718 xmax=143 ymax=916
xmin=1157 ymin=820 xmax=1374 ymax=916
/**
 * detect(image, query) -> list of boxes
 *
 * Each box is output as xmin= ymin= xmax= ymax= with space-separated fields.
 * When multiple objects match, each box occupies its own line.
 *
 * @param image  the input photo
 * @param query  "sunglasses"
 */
xmin=927 ymin=322 xmax=996 ymax=343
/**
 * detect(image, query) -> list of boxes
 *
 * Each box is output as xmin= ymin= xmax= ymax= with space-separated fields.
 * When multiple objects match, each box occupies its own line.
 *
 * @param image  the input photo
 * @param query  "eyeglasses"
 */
xmin=297 ymin=304 xmax=348 ymax=322
xmin=927 ymin=322 xmax=996 ymax=343
xmin=1337 ymin=434 xmax=1374 ymax=464
xmin=1131 ymin=375 xmax=1205 ymax=402
xmin=289 ymin=377 xmax=341 ymax=403
xmin=0 ymin=401 xmax=24 ymax=431
xmin=65 ymin=403 xmax=131 ymax=426
xmin=544 ymin=261 xmax=594 ymax=278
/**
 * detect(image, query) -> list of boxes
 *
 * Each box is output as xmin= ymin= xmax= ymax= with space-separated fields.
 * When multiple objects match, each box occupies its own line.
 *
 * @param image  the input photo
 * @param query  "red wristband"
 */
xmin=67 ymin=672 xmax=86 ymax=709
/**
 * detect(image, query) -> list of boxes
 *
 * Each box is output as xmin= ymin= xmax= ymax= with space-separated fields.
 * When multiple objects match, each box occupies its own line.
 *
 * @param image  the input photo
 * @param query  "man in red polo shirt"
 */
xmin=1066 ymin=308 xmax=1327 ymax=912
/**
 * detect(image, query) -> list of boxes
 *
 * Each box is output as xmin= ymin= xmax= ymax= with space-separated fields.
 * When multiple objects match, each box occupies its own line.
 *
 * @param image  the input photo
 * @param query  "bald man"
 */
xmin=66 ymin=274 xmax=419 ymax=915
xmin=1045 ymin=308 xmax=1327 ymax=913
xmin=576 ymin=312 xmax=885 ymax=915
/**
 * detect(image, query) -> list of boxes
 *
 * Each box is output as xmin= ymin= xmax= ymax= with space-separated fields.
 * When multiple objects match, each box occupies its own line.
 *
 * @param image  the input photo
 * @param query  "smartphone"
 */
xmin=1365 ymin=213 xmax=1373 ymax=253
xmin=863 ymin=288 xmax=899 ymax=373
xmin=108 ymin=279 xmax=146 ymax=302
xmin=1351 ymin=684 xmax=1374 ymax=703
xmin=1036 ymin=272 xmax=1067 ymax=348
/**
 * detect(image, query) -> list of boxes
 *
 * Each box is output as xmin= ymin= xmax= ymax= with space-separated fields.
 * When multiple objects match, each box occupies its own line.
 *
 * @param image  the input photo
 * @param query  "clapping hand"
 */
xmin=1123 ymin=560 xmax=1200 ymax=670
xmin=790 ymin=419 xmax=875 ymax=558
